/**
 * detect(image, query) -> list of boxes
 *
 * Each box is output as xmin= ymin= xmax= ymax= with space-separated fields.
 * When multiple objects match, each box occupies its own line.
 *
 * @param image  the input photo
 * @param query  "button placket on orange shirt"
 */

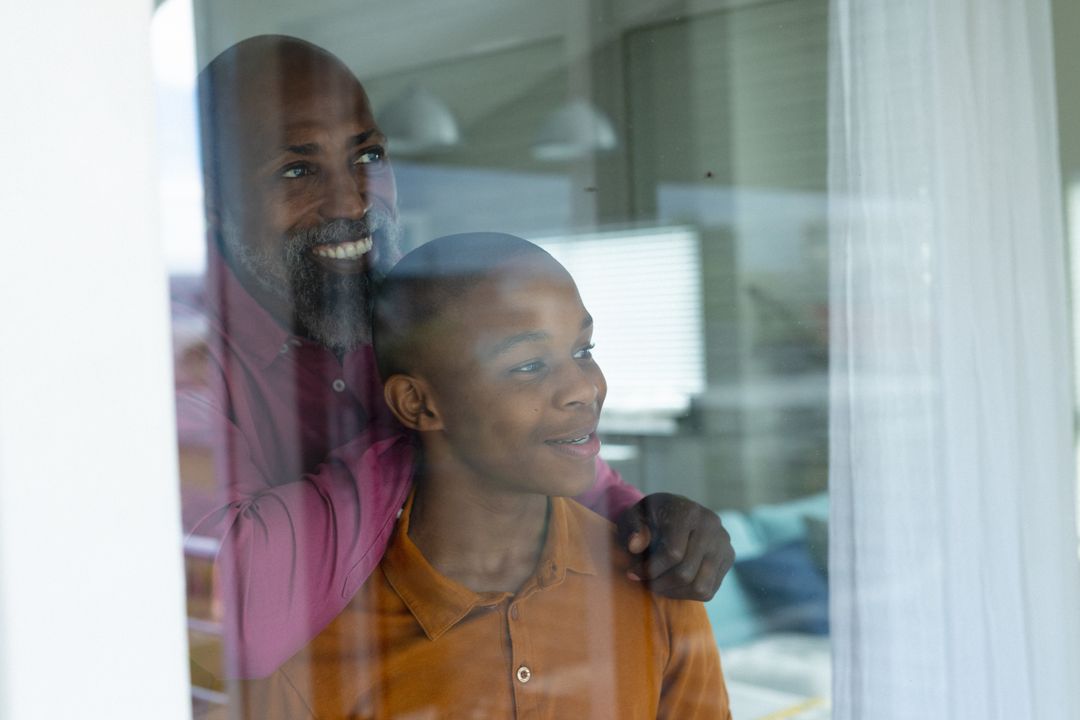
xmin=506 ymin=598 xmax=532 ymax=714
xmin=509 ymin=571 xmax=555 ymax=717
xmin=504 ymin=560 xmax=573 ymax=718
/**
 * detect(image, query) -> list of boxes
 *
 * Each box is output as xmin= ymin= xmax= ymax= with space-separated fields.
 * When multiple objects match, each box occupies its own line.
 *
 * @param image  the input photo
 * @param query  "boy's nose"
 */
xmin=557 ymin=363 xmax=602 ymax=409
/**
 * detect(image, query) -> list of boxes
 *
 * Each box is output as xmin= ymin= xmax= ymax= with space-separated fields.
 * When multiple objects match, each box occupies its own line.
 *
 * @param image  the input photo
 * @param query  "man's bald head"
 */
xmin=198 ymin=36 xmax=368 ymax=203
xmin=196 ymin=36 xmax=400 ymax=352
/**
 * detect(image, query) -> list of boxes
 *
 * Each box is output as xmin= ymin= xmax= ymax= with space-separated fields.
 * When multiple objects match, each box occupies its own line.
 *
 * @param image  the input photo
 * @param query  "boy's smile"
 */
xmin=545 ymin=430 xmax=601 ymax=455
xmin=420 ymin=261 xmax=607 ymax=499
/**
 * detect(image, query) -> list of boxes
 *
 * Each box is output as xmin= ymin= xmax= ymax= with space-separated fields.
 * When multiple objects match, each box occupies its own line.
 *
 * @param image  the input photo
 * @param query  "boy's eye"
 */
xmin=573 ymin=343 xmax=595 ymax=360
xmin=510 ymin=360 xmax=545 ymax=374
xmin=280 ymin=164 xmax=313 ymax=179
xmin=354 ymin=146 xmax=386 ymax=166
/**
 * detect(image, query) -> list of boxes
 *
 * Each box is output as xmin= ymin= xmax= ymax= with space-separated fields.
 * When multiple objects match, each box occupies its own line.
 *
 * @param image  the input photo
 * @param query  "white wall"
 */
xmin=0 ymin=1 xmax=190 ymax=717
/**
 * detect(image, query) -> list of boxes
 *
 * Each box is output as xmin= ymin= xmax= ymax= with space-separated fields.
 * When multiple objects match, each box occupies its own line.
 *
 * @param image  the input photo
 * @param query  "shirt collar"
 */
xmin=382 ymin=493 xmax=597 ymax=641
xmin=527 ymin=495 xmax=598 ymax=593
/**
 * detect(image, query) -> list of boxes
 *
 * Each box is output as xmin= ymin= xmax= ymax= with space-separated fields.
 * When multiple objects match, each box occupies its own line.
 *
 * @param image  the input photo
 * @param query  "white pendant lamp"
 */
xmin=378 ymin=85 xmax=461 ymax=156
xmin=531 ymin=98 xmax=617 ymax=161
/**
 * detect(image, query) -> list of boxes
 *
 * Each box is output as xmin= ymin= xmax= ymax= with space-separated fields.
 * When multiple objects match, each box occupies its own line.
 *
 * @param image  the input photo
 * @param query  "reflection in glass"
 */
xmin=157 ymin=1 xmax=835 ymax=717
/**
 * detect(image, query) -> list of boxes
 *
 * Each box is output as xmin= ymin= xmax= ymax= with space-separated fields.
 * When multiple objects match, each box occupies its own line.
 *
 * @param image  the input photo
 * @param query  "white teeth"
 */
xmin=313 ymin=236 xmax=374 ymax=259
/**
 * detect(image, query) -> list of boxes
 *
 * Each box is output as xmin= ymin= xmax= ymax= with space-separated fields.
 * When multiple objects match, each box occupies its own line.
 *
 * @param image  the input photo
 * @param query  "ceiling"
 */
xmin=188 ymin=0 xmax=760 ymax=77
xmin=192 ymin=0 xmax=565 ymax=77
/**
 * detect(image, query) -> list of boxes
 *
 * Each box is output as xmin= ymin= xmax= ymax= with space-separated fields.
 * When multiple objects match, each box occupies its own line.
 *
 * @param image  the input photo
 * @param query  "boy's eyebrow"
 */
xmin=488 ymin=314 xmax=594 ymax=358
xmin=488 ymin=331 xmax=550 ymax=358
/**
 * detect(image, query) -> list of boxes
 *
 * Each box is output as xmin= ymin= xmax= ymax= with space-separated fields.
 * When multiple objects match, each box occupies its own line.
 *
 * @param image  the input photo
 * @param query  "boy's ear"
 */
xmin=383 ymin=374 xmax=443 ymax=432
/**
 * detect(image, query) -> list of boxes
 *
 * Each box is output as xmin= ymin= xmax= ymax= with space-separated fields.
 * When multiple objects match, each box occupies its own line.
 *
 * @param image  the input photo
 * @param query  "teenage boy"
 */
xmin=232 ymin=233 xmax=731 ymax=719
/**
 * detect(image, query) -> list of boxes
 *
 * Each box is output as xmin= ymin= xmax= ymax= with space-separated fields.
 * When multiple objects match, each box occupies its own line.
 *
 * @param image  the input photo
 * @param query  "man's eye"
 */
xmin=573 ymin=343 xmax=596 ymax=360
xmin=354 ymin=146 xmax=386 ymax=166
xmin=280 ymin=164 xmax=313 ymax=179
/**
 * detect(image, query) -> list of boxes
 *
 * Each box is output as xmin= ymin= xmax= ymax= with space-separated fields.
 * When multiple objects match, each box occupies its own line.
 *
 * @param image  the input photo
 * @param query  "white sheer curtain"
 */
xmin=828 ymin=1 xmax=1080 ymax=718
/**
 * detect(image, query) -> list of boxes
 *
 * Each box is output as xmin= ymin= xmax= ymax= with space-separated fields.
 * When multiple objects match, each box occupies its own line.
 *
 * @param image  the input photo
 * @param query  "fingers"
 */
xmin=638 ymin=527 xmax=710 ymax=598
xmin=634 ymin=513 xmax=694 ymax=581
xmin=615 ymin=500 xmax=651 ymax=550
xmin=622 ymin=496 xmax=736 ymax=601
xmin=646 ymin=541 xmax=730 ymax=600
xmin=617 ymin=492 xmax=685 ymax=553
xmin=626 ymin=527 xmax=651 ymax=555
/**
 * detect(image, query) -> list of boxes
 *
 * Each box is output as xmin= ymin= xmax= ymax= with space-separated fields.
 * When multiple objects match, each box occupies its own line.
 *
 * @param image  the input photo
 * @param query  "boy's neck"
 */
xmin=407 ymin=453 xmax=551 ymax=595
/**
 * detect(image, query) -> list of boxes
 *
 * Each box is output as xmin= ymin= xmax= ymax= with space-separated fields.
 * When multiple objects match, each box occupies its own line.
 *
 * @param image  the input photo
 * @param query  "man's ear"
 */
xmin=383 ymin=374 xmax=443 ymax=432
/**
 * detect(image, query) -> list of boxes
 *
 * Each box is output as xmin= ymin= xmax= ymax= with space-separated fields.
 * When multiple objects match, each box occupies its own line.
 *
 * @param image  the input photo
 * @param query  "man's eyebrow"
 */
xmin=278 ymin=130 xmax=381 ymax=157
xmin=581 ymin=313 xmax=593 ymax=330
xmin=282 ymin=142 xmax=320 ymax=156
xmin=347 ymin=130 xmax=380 ymax=147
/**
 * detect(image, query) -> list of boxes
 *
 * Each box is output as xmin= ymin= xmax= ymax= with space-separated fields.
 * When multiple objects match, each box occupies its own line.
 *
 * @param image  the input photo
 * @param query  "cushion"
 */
xmin=706 ymin=576 xmax=770 ymax=648
xmin=733 ymin=540 xmax=829 ymax=635
xmin=717 ymin=509 xmax=769 ymax=559
xmin=707 ymin=510 xmax=771 ymax=647
xmin=748 ymin=492 xmax=829 ymax=546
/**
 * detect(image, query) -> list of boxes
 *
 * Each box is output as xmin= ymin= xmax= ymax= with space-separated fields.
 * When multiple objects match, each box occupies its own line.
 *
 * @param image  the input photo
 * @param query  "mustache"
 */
xmin=286 ymin=208 xmax=396 ymax=252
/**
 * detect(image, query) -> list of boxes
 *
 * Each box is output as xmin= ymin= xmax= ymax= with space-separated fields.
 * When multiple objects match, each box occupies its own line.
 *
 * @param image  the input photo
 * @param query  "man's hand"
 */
xmin=616 ymin=492 xmax=735 ymax=601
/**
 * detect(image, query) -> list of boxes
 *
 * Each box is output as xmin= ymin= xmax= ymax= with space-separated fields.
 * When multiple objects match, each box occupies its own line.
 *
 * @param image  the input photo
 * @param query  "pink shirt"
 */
xmin=174 ymin=248 xmax=643 ymax=678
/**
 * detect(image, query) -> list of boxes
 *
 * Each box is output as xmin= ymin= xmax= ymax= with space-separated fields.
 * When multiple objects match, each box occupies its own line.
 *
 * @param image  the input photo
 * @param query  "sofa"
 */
xmin=706 ymin=492 xmax=832 ymax=719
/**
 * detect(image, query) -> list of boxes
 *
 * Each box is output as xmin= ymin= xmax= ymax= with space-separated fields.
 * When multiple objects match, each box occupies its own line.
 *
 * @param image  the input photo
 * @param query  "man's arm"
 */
xmin=179 ymin=385 xmax=414 ymax=679
xmin=573 ymin=457 xmax=644 ymax=519
xmin=579 ymin=459 xmax=735 ymax=601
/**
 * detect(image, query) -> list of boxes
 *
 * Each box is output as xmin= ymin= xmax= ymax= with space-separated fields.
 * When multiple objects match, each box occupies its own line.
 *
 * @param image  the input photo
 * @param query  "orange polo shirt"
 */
xmin=231 ymin=493 xmax=731 ymax=719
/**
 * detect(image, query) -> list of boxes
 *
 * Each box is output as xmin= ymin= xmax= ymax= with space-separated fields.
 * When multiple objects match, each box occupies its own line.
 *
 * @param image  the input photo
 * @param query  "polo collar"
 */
xmin=382 ymin=494 xmax=598 ymax=641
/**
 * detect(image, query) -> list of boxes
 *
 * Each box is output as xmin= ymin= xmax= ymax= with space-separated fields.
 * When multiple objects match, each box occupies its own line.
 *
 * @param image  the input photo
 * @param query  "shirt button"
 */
xmin=510 ymin=606 xmax=519 ymax=620
xmin=332 ymin=379 xmax=346 ymax=392
xmin=516 ymin=666 xmax=531 ymax=684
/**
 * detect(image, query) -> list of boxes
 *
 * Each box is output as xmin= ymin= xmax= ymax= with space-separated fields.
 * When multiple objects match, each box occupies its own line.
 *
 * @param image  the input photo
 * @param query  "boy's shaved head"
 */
xmin=372 ymin=232 xmax=563 ymax=379
xmin=375 ymin=231 xmax=604 ymax=499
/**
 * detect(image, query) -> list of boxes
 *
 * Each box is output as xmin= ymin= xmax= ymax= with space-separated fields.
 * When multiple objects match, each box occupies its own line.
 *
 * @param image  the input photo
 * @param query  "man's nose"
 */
xmin=321 ymin=167 xmax=370 ymax=220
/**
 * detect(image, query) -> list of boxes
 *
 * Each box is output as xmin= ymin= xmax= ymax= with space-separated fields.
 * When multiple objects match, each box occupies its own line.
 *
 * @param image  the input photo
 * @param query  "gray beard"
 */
xmin=220 ymin=209 xmax=403 ymax=353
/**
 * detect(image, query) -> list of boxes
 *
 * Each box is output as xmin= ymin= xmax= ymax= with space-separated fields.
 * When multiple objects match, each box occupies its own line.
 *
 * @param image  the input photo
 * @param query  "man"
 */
xmin=178 ymin=34 xmax=734 ymax=680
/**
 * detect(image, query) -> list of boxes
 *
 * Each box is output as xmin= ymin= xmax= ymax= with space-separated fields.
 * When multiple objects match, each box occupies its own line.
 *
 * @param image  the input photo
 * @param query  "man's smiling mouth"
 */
xmin=312 ymin=235 xmax=373 ymax=260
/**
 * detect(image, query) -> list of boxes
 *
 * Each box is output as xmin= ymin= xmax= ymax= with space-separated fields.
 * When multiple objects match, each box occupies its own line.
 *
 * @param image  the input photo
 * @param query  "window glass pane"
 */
xmin=157 ymin=1 xmax=833 ymax=717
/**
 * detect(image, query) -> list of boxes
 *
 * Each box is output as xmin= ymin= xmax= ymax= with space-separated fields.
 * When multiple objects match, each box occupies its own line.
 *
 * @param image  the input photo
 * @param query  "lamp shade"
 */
xmin=531 ymin=98 xmax=617 ymax=161
xmin=378 ymin=85 xmax=461 ymax=155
